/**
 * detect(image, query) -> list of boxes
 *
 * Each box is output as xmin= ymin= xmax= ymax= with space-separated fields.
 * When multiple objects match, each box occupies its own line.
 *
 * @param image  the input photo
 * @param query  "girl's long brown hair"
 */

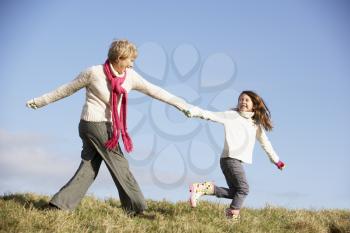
xmin=236 ymin=90 xmax=273 ymax=131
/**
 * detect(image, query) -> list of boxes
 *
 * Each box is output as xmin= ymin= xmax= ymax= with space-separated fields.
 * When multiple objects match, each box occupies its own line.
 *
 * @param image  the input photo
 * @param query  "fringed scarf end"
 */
xmin=122 ymin=133 xmax=133 ymax=153
xmin=104 ymin=138 xmax=118 ymax=150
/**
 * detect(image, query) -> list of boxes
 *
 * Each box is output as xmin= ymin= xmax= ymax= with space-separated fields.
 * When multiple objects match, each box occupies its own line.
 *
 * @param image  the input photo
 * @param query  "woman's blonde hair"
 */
xmin=236 ymin=90 xmax=273 ymax=131
xmin=108 ymin=39 xmax=138 ymax=62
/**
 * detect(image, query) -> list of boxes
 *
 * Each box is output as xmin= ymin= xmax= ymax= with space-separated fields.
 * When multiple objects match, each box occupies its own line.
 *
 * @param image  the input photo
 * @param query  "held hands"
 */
xmin=275 ymin=161 xmax=285 ymax=170
xmin=26 ymin=99 xmax=38 ymax=109
xmin=182 ymin=109 xmax=192 ymax=118
xmin=181 ymin=105 xmax=202 ymax=118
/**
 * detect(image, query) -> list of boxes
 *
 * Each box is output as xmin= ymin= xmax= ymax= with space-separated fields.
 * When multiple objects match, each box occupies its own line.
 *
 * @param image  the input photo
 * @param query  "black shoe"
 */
xmin=44 ymin=202 xmax=60 ymax=210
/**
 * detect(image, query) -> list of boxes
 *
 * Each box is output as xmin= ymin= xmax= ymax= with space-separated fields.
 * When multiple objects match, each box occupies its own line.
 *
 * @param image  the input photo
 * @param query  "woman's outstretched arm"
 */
xmin=26 ymin=69 xmax=91 ymax=109
xmin=132 ymin=71 xmax=191 ymax=112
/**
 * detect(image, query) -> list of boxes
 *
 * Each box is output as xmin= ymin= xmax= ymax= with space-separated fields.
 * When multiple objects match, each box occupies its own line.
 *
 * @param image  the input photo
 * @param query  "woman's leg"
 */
xmin=50 ymin=135 xmax=102 ymax=210
xmin=100 ymin=144 xmax=146 ymax=214
xmin=79 ymin=120 xmax=146 ymax=214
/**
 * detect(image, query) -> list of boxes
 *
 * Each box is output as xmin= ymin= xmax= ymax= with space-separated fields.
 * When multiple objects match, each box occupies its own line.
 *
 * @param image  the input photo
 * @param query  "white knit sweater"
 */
xmin=190 ymin=107 xmax=279 ymax=164
xmin=33 ymin=64 xmax=189 ymax=122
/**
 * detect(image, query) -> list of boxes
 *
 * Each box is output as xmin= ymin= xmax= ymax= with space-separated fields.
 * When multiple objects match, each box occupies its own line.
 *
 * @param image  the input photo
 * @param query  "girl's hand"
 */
xmin=26 ymin=99 xmax=38 ymax=109
xmin=186 ymin=106 xmax=202 ymax=118
xmin=182 ymin=105 xmax=197 ymax=118
xmin=275 ymin=161 xmax=285 ymax=170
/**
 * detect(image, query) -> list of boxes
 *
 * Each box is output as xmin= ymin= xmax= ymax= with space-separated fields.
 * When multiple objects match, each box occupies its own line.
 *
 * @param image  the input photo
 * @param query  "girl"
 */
xmin=186 ymin=90 xmax=285 ymax=221
xmin=26 ymin=39 xmax=191 ymax=215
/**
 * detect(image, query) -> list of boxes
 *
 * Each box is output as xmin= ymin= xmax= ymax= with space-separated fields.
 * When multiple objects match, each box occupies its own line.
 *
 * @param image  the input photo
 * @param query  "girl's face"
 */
xmin=114 ymin=57 xmax=135 ymax=74
xmin=238 ymin=93 xmax=254 ymax=112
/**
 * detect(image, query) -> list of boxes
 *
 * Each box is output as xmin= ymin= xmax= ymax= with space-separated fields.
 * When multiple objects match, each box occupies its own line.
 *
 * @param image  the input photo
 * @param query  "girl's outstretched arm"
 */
xmin=186 ymin=105 xmax=230 ymax=124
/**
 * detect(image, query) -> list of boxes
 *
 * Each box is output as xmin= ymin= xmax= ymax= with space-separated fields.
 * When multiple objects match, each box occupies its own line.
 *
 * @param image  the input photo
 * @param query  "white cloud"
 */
xmin=0 ymin=129 xmax=79 ymax=194
xmin=0 ymin=129 xmax=76 ymax=177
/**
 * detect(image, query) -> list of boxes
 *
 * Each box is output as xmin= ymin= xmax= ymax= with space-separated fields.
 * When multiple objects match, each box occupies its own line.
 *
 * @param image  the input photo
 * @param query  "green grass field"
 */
xmin=1 ymin=193 xmax=349 ymax=233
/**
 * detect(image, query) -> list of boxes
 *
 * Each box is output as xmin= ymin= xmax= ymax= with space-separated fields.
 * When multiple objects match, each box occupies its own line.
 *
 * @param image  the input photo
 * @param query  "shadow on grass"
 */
xmin=144 ymin=201 xmax=193 ymax=218
xmin=146 ymin=204 xmax=176 ymax=217
xmin=106 ymin=199 xmax=178 ymax=219
xmin=1 ymin=194 xmax=193 ymax=222
xmin=0 ymin=193 xmax=52 ymax=211
xmin=133 ymin=212 xmax=157 ymax=220
xmin=329 ymin=222 xmax=350 ymax=233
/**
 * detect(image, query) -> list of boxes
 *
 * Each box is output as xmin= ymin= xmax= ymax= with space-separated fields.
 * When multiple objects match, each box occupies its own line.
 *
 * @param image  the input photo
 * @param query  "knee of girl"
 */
xmin=239 ymin=186 xmax=249 ymax=196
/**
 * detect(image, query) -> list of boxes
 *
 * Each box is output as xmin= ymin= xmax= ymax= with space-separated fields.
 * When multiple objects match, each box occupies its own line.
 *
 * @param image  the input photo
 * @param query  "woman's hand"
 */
xmin=26 ymin=99 xmax=38 ymax=109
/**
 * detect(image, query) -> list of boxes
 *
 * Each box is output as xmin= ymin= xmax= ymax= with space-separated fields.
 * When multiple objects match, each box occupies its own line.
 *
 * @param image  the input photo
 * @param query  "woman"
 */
xmin=26 ymin=39 xmax=190 ymax=215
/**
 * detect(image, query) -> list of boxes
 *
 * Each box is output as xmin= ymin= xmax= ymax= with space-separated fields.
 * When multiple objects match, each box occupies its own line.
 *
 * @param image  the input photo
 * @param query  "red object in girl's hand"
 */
xmin=276 ymin=161 xmax=285 ymax=170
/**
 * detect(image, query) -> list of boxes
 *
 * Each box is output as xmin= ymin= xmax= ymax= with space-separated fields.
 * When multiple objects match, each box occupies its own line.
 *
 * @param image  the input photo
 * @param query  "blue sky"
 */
xmin=0 ymin=0 xmax=349 ymax=209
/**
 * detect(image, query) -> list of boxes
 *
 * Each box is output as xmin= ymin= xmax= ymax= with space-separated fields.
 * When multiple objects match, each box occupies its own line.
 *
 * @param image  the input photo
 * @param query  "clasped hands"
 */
xmin=181 ymin=105 xmax=203 ymax=119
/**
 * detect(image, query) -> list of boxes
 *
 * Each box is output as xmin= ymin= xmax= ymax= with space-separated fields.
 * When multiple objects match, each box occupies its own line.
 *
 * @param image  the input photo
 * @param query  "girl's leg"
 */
xmin=50 ymin=139 xmax=102 ymax=210
xmin=189 ymin=181 xmax=214 ymax=207
xmin=217 ymin=158 xmax=249 ymax=214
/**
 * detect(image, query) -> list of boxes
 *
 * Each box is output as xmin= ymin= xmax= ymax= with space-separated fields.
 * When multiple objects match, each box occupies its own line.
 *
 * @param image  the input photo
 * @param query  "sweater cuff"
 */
xmin=32 ymin=96 xmax=48 ymax=108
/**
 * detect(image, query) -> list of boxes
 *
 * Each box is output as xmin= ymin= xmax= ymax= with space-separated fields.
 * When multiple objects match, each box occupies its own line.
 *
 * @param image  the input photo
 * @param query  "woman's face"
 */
xmin=114 ymin=57 xmax=135 ymax=73
xmin=238 ymin=93 xmax=254 ymax=112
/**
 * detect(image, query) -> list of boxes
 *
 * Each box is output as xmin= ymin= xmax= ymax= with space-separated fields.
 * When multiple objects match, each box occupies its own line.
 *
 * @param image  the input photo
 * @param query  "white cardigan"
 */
xmin=190 ymin=107 xmax=279 ymax=164
xmin=33 ymin=64 xmax=189 ymax=122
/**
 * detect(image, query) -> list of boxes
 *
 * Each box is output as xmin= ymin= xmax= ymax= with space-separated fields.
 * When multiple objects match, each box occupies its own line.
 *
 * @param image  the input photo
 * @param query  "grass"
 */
xmin=0 ymin=193 xmax=349 ymax=233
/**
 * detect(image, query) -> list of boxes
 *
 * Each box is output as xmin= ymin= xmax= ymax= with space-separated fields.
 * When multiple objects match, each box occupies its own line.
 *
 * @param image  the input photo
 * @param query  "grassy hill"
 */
xmin=0 ymin=193 xmax=349 ymax=233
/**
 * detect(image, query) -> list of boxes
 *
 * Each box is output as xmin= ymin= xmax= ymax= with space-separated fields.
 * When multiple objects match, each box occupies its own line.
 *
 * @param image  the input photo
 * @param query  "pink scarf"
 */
xmin=103 ymin=60 xmax=133 ymax=153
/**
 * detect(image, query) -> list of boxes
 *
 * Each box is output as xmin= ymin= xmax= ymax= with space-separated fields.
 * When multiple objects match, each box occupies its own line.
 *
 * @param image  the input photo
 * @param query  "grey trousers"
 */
xmin=50 ymin=120 xmax=146 ymax=213
xmin=214 ymin=157 xmax=249 ymax=210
